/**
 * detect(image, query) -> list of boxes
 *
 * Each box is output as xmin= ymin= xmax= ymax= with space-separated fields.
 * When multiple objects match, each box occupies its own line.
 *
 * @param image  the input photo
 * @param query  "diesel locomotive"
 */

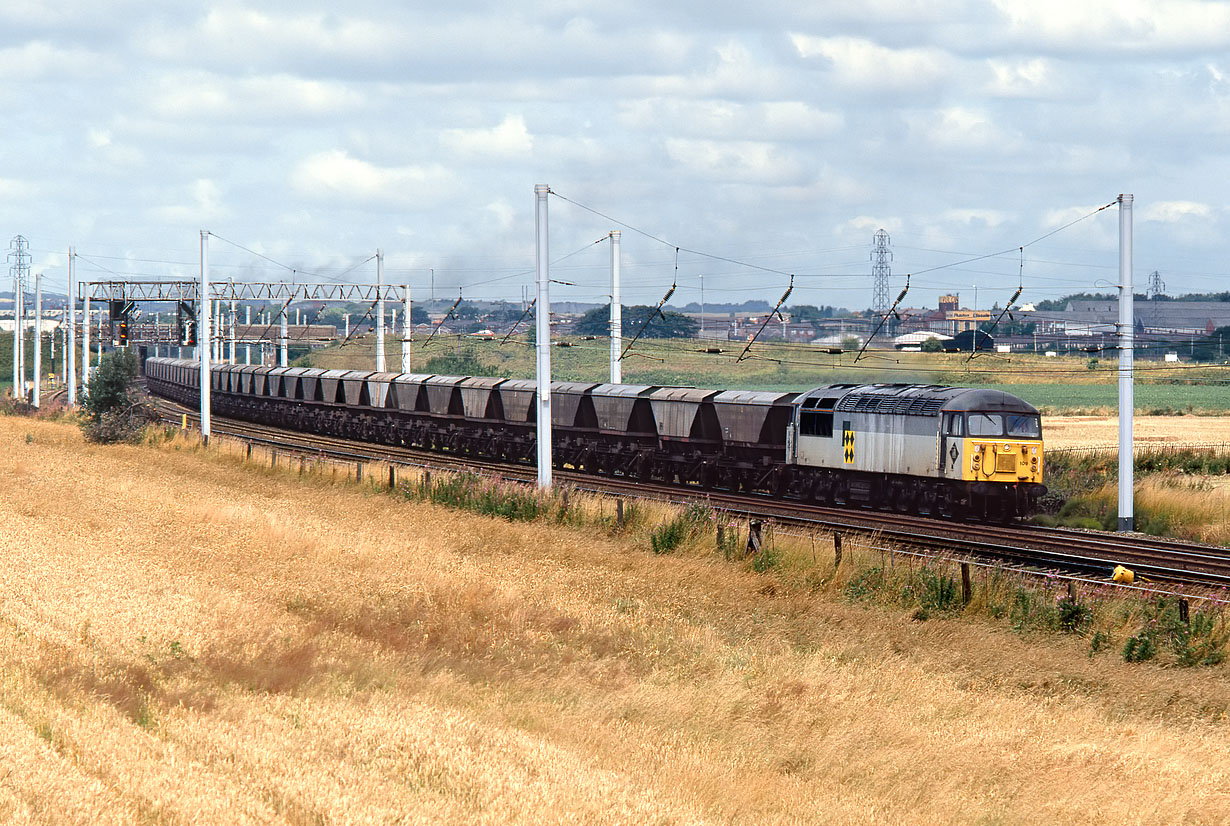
xmin=144 ymin=357 xmax=1045 ymax=520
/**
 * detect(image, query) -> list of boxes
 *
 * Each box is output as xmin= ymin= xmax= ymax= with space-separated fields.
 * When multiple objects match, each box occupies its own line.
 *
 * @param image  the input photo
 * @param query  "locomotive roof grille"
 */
xmin=834 ymin=392 xmax=949 ymax=416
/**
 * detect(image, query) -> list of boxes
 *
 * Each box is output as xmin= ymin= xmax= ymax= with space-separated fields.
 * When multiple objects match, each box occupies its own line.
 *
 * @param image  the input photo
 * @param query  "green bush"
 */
xmin=844 ymin=567 xmax=885 ymax=602
xmin=1119 ymin=597 xmax=1228 ymax=666
xmin=1122 ymin=632 xmax=1157 ymax=662
xmin=414 ymin=471 xmax=561 ymax=523
xmin=1056 ymin=596 xmax=1092 ymax=633
xmin=1088 ymin=630 xmax=1111 ymax=656
xmin=649 ymin=503 xmax=710 ymax=555
xmin=751 ymin=542 xmax=778 ymax=572
xmin=80 ymin=350 xmax=159 ymax=443
xmin=650 ymin=518 xmax=690 ymax=555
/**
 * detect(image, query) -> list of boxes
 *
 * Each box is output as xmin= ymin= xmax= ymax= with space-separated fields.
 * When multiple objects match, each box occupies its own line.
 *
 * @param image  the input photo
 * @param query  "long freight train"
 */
xmin=144 ymin=357 xmax=1046 ymax=520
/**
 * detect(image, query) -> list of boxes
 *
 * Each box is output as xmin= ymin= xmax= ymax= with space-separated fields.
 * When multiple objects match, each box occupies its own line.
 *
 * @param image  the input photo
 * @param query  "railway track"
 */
xmin=149 ymin=395 xmax=1230 ymax=589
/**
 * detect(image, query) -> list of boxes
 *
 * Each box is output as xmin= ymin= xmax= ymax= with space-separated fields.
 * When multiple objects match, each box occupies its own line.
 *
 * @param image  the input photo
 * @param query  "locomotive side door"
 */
xmin=939 ymin=412 xmax=964 ymax=478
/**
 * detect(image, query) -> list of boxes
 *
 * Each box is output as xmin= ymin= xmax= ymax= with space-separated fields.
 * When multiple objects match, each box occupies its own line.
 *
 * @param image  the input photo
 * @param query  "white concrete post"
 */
xmin=1118 ymin=194 xmax=1134 ymax=532
xmin=401 ymin=284 xmax=412 ymax=374
xmin=245 ymin=305 xmax=251 ymax=365
xmin=535 ymin=184 xmax=552 ymax=488
xmin=228 ymin=299 xmax=236 ymax=364
xmin=81 ymin=283 xmax=90 ymax=394
xmin=609 ymin=230 xmax=621 ymax=384
xmin=33 ymin=274 xmax=41 ymax=408
xmin=279 ymin=304 xmax=288 ymax=367
xmin=200 ymin=231 xmax=211 ymax=444
xmin=67 ymin=248 xmax=76 ymax=405
xmin=16 ymin=276 xmax=24 ymax=398
xmin=344 ymin=313 xmax=350 ymax=338
xmin=11 ymin=276 xmax=18 ymax=396
xmin=376 ymin=248 xmax=386 ymax=372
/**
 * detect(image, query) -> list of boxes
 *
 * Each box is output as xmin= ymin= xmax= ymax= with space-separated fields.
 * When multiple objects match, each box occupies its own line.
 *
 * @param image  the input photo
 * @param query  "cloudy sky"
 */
xmin=3 ymin=0 xmax=1229 ymax=312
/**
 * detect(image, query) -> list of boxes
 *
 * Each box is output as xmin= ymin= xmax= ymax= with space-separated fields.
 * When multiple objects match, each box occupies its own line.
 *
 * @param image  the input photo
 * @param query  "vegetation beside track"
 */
xmin=148 ymin=424 xmax=1230 ymax=668
xmin=1040 ymin=448 xmax=1230 ymax=544
xmin=3 ymin=414 xmax=1230 ymax=823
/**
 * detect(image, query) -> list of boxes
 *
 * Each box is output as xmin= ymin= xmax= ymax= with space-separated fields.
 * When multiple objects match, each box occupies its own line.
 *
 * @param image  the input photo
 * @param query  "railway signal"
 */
xmin=109 ymin=299 xmax=135 ymax=346
xmin=177 ymin=301 xmax=197 ymax=346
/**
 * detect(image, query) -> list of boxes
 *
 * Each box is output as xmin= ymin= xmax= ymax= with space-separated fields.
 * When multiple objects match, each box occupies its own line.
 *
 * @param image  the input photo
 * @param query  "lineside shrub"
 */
xmin=649 ymin=502 xmax=710 ymax=554
xmin=80 ymin=350 xmax=159 ymax=443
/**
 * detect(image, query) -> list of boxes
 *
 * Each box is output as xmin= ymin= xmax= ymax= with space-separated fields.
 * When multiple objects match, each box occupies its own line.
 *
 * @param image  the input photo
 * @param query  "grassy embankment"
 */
xmin=305 ymin=335 xmax=1230 ymax=413
xmin=1 ymin=414 xmax=1229 ymax=823
xmin=1041 ymin=448 xmax=1230 ymax=543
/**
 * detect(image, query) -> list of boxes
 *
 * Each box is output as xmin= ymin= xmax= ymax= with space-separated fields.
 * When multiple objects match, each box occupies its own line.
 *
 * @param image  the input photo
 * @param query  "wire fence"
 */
xmin=1049 ymin=441 xmax=1230 ymax=456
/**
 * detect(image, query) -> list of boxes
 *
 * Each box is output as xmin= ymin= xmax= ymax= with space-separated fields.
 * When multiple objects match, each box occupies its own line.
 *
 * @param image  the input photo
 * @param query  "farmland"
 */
xmin=1 ymin=415 xmax=1229 ymax=823
xmin=305 ymin=335 xmax=1230 ymax=413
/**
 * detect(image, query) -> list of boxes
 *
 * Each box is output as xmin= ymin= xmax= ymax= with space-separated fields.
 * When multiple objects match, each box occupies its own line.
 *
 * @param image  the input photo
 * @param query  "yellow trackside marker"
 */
xmin=843 ymin=424 xmax=855 ymax=464
xmin=181 ymin=413 xmax=187 ymax=430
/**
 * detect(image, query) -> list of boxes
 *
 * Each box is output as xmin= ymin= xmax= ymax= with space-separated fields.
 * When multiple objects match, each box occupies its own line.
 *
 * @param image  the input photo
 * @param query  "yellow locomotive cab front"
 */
xmin=964 ymin=439 xmax=1043 ymax=484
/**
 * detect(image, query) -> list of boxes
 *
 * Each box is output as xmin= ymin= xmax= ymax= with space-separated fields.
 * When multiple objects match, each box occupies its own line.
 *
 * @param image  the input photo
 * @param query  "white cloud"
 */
xmin=620 ymin=98 xmax=842 ymax=140
xmin=149 ymin=73 xmax=363 ymax=122
xmin=149 ymin=179 xmax=226 ymax=224
xmin=3 ymin=2 xmax=1230 ymax=308
xmin=941 ymin=209 xmax=1009 ymax=228
xmin=663 ymin=138 xmax=809 ymax=185
xmin=0 ymin=178 xmax=23 ymax=199
xmin=842 ymin=216 xmax=901 ymax=237
xmin=442 ymin=116 xmax=533 ymax=158
xmin=789 ymin=34 xmax=955 ymax=92
xmin=151 ymin=6 xmax=406 ymax=66
xmin=905 ymin=107 xmax=1018 ymax=153
xmin=0 ymin=41 xmax=108 ymax=80
xmin=985 ymin=58 xmax=1060 ymax=98
xmin=290 ymin=150 xmax=454 ymax=208
xmin=991 ymin=0 xmax=1230 ymax=52
xmin=1140 ymin=200 xmax=1213 ymax=222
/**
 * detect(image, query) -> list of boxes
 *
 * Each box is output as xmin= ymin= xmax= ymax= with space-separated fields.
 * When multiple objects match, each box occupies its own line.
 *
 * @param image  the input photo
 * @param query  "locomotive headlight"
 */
xmin=1031 ymin=447 xmax=1038 ymax=455
xmin=973 ymin=444 xmax=982 ymax=453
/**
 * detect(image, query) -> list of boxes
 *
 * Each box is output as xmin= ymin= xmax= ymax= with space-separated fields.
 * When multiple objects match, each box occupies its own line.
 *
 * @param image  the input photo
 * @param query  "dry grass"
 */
xmin=2 ymin=417 xmax=1230 ymax=824
xmin=1046 ymin=414 xmax=1230 ymax=450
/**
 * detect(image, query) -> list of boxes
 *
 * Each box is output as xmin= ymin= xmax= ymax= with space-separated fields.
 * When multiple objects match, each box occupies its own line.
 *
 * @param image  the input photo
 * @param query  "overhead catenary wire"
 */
xmin=737 ymin=277 xmax=794 ymax=363
xmin=548 ymin=189 xmax=796 ymax=278
xmin=422 ymin=293 xmax=464 ymax=349
xmin=620 ymin=283 xmax=677 ymax=361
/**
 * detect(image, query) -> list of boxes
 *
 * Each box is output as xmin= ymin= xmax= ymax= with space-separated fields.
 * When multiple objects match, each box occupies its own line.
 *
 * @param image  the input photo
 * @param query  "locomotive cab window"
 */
xmin=1006 ymin=413 xmax=1041 ymax=439
xmin=967 ymin=413 xmax=1004 ymax=436
xmin=943 ymin=413 xmax=964 ymax=436
xmin=800 ymin=409 xmax=834 ymax=437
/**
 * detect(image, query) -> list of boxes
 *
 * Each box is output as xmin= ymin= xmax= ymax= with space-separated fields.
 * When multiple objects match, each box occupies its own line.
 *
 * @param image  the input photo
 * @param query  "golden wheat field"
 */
xmin=1046 ymin=414 xmax=1230 ymax=450
xmin=2 ymin=416 xmax=1229 ymax=824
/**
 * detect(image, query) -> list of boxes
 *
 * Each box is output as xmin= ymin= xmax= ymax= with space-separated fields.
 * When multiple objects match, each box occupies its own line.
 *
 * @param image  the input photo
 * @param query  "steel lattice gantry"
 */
xmin=79 ymin=281 xmax=406 ymax=303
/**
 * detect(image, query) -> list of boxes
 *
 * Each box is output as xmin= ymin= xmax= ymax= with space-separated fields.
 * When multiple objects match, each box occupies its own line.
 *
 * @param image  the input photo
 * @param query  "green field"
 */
xmin=302 ymin=336 xmax=1230 ymax=414
xmin=981 ymin=383 xmax=1230 ymax=414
